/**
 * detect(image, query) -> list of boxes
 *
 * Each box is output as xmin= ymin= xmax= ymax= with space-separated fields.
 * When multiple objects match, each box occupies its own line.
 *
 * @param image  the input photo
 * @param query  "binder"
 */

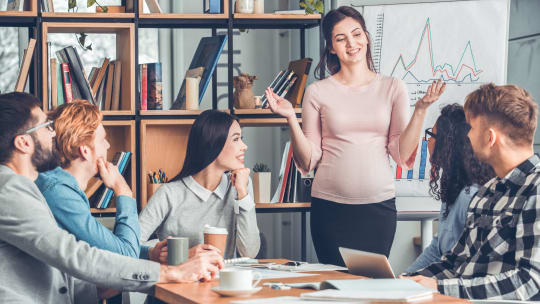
xmin=284 ymin=58 xmax=313 ymax=107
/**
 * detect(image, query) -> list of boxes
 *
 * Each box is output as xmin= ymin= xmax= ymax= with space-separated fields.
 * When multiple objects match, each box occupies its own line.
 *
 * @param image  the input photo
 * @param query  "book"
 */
xmin=95 ymin=152 xmax=132 ymax=208
xmin=14 ymin=38 xmax=36 ymax=92
xmin=104 ymin=61 xmax=115 ymax=110
xmin=204 ymin=0 xmax=220 ymax=14
xmin=147 ymin=62 xmax=163 ymax=110
xmin=279 ymin=75 xmax=297 ymax=98
xmin=56 ymin=62 xmax=65 ymax=106
xmin=111 ymin=60 xmax=122 ymax=110
xmin=50 ymin=58 xmax=58 ymax=109
xmin=60 ymin=62 xmax=73 ymax=103
xmin=260 ymin=70 xmax=284 ymax=105
xmin=274 ymin=70 xmax=295 ymax=97
xmin=271 ymin=141 xmax=290 ymax=203
xmin=101 ymin=152 xmax=131 ymax=208
xmin=300 ymin=279 xmax=435 ymax=302
xmin=139 ymin=63 xmax=148 ymax=110
xmin=62 ymin=46 xmax=95 ymax=104
xmin=279 ymin=143 xmax=294 ymax=203
xmin=91 ymin=58 xmax=110 ymax=96
xmin=144 ymin=0 xmax=162 ymax=13
xmin=284 ymin=58 xmax=312 ymax=107
xmin=171 ymin=35 xmax=227 ymax=109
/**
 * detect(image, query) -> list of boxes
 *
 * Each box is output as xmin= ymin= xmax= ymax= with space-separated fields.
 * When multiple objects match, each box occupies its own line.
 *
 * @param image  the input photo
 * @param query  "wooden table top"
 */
xmin=155 ymin=259 xmax=469 ymax=304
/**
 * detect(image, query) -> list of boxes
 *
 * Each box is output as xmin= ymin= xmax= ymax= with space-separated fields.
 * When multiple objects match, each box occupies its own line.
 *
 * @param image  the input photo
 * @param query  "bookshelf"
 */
xmin=139 ymin=119 xmax=193 ymax=209
xmin=85 ymin=120 xmax=136 ymax=212
xmin=6 ymin=0 xmax=321 ymax=222
xmin=0 ymin=0 xmax=38 ymax=18
xmin=41 ymin=22 xmax=135 ymax=115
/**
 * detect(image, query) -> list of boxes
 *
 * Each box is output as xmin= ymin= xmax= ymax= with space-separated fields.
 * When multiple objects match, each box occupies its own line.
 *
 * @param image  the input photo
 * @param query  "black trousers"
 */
xmin=310 ymin=197 xmax=397 ymax=266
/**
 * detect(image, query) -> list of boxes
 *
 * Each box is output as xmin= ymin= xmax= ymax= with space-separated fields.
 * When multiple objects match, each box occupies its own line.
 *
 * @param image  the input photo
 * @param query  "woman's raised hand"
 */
xmin=265 ymin=88 xmax=296 ymax=120
xmin=415 ymin=79 xmax=446 ymax=110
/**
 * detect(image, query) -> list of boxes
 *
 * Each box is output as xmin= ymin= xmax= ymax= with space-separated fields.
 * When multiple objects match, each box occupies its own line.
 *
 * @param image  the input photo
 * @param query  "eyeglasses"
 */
xmin=425 ymin=127 xmax=436 ymax=140
xmin=24 ymin=120 xmax=54 ymax=134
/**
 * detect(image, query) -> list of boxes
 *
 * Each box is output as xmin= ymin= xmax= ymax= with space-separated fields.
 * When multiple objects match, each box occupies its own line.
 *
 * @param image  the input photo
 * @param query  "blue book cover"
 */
xmin=419 ymin=140 xmax=428 ymax=179
xmin=102 ymin=152 xmax=132 ymax=208
xmin=407 ymin=169 xmax=413 ymax=179
xmin=171 ymin=35 xmax=228 ymax=109
xmin=204 ymin=0 xmax=220 ymax=13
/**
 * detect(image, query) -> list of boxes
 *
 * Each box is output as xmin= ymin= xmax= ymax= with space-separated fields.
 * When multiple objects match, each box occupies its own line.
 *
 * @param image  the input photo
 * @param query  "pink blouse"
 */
xmin=297 ymin=74 xmax=416 ymax=204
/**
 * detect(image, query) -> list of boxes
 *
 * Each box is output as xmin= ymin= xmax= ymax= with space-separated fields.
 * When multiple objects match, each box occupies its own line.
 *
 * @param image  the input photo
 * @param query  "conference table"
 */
xmin=154 ymin=259 xmax=469 ymax=304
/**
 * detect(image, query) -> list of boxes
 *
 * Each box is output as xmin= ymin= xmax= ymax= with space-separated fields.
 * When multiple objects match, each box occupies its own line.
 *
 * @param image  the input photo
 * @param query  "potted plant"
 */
xmin=252 ymin=163 xmax=271 ymax=203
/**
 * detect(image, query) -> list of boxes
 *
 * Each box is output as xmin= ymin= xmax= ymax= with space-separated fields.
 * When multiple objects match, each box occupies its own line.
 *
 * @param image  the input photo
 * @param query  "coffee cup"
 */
xmin=167 ymin=237 xmax=189 ymax=266
xmin=219 ymin=269 xmax=262 ymax=290
xmin=203 ymin=225 xmax=228 ymax=256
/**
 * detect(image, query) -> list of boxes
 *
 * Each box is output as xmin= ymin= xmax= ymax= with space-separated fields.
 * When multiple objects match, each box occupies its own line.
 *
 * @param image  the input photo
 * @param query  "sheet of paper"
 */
xmin=227 ymin=266 xmax=318 ymax=280
xmin=271 ymin=263 xmax=348 ymax=272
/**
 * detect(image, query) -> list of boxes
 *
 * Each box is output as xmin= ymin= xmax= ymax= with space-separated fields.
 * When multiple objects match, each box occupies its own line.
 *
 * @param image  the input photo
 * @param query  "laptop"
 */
xmin=339 ymin=247 xmax=395 ymax=278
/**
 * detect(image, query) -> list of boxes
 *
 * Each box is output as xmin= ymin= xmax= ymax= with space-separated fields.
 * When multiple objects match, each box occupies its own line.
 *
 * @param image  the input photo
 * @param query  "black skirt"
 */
xmin=310 ymin=196 xmax=397 ymax=266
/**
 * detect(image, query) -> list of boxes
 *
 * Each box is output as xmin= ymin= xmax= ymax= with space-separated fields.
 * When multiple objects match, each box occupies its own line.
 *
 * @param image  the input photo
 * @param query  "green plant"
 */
xmin=253 ymin=163 xmax=271 ymax=173
xmin=300 ymin=0 xmax=324 ymax=14
xmin=68 ymin=0 xmax=108 ymax=13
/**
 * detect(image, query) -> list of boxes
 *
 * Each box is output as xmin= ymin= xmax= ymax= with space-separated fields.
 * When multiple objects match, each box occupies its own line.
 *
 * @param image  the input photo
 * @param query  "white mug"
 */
xmin=219 ymin=269 xmax=262 ymax=290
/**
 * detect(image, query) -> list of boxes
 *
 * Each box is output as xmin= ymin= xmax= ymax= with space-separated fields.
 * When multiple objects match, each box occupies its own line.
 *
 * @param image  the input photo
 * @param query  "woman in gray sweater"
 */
xmin=138 ymin=110 xmax=261 ymax=259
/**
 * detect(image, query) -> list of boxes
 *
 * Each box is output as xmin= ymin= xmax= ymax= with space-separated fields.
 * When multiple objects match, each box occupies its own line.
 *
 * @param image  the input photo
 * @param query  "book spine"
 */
xmin=61 ymin=63 xmax=73 ymax=103
xmin=407 ymin=168 xmax=413 ymax=179
xmin=396 ymin=165 xmax=402 ymax=179
xmin=147 ymin=63 xmax=163 ymax=110
xmin=65 ymin=47 xmax=95 ymax=104
xmin=279 ymin=144 xmax=294 ymax=203
xmin=56 ymin=63 xmax=65 ymax=106
xmin=141 ymin=64 xmax=148 ymax=110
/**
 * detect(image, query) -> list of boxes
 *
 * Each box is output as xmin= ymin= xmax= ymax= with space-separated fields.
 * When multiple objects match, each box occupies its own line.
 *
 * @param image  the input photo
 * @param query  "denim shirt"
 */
xmin=35 ymin=167 xmax=141 ymax=258
xmin=406 ymin=185 xmax=479 ymax=273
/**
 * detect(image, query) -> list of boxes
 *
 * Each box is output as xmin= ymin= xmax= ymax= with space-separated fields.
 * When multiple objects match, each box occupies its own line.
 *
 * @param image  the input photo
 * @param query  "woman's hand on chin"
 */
xmin=231 ymin=168 xmax=250 ymax=199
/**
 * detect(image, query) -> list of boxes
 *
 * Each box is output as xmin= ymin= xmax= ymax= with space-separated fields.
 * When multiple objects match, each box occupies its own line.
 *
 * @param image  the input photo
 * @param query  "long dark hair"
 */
xmin=314 ymin=6 xmax=375 ymax=79
xmin=429 ymin=104 xmax=495 ymax=217
xmin=171 ymin=110 xmax=238 ymax=182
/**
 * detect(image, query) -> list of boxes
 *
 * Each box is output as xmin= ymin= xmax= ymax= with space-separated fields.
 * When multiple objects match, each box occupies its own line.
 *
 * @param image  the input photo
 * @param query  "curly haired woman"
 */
xmin=406 ymin=104 xmax=495 ymax=273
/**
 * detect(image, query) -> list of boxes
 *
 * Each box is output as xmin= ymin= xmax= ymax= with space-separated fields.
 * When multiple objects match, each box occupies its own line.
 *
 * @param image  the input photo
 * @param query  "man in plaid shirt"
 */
xmin=404 ymin=83 xmax=540 ymax=300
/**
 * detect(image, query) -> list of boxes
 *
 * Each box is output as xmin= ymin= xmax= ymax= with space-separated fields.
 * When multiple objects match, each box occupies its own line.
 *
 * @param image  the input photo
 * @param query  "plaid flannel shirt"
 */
xmin=412 ymin=154 xmax=540 ymax=300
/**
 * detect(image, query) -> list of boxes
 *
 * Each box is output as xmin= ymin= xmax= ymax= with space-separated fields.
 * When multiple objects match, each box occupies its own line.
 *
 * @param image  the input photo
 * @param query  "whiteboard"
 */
xmin=331 ymin=0 xmax=509 ymax=197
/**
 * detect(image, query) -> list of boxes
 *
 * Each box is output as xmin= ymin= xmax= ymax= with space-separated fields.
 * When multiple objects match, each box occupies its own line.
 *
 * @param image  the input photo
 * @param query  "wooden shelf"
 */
xmin=87 ymin=121 xmax=136 ymax=209
xmin=256 ymin=203 xmax=310 ymax=208
xmin=42 ymin=22 xmax=135 ymax=115
xmin=139 ymin=13 xmax=227 ymax=19
xmin=140 ymin=120 xmax=194 ymax=209
xmin=239 ymin=117 xmax=301 ymax=126
xmin=234 ymin=108 xmax=301 ymax=115
xmin=140 ymin=109 xmax=209 ymax=116
xmin=0 ymin=0 xmax=37 ymax=17
xmin=41 ymin=12 xmax=135 ymax=19
xmin=234 ymin=13 xmax=320 ymax=19
xmin=90 ymin=208 xmax=116 ymax=214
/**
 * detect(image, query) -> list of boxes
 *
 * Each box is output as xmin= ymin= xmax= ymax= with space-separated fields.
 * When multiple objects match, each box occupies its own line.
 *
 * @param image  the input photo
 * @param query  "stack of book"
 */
xmin=50 ymin=46 xmax=123 ymax=111
xmin=261 ymin=58 xmax=312 ymax=108
xmin=89 ymin=151 xmax=132 ymax=209
xmin=270 ymin=141 xmax=314 ymax=203
xmin=138 ymin=62 xmax=163 ymax=110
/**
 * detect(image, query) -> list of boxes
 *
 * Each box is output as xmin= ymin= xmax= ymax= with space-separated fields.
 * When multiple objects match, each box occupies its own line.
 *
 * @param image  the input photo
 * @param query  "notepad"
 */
xmin=298 ymin=279 xmax=436 ymax=302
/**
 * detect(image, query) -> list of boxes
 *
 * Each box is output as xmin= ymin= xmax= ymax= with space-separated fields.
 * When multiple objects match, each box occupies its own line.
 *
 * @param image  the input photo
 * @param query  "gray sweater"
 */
xmin=0 ymin=165 xmax=160 ymax=303
xmin=139 ymin=174 xmax=261 ymax=258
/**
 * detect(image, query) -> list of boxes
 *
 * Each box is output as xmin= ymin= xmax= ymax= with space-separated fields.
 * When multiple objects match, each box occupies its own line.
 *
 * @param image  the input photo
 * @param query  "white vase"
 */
xmin=253 ymin=172 xmax=271 ymax=203
xmin=237 ymin=0 xmax=254 ymax=13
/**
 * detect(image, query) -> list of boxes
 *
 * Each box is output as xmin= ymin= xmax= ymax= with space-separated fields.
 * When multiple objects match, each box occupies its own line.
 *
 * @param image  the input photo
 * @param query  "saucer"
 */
xmin=211 ymin=286 xmax=262 ymax=297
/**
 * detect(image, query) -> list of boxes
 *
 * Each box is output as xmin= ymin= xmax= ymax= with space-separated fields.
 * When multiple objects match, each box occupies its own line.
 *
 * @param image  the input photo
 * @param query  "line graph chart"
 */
xmin=363 ymin=0 xmax=508 ymax=188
